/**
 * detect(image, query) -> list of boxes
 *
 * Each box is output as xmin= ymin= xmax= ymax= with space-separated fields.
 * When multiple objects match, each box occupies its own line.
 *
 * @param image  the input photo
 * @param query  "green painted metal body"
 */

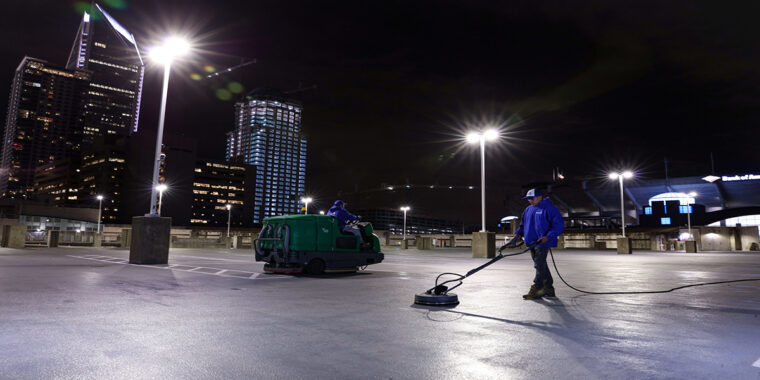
xmin=258 ymin=215 xmax=380 ymax=253
xmin=255 ymin=215 xmax=384 ymax=272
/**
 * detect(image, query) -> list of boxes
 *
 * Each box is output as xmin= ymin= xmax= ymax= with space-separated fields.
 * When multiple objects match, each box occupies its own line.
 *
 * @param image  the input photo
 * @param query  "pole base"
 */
xmin=414 ymin=292 xmax=459 ymax=306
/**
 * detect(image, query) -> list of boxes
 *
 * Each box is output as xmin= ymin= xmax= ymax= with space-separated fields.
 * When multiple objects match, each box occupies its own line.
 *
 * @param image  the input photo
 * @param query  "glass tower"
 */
xmin=226 ymin=89 xmax=307 ymax=223
xmin=66 ymin=4 xmax=144 ymax=139
xmin=0 ymin=58 xmax=91 ymax=197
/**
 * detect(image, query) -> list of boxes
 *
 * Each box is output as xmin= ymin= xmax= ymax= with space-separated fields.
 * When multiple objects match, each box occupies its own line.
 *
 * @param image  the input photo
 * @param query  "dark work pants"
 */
xmin=530 ymin=246 xmax=553 ymax=288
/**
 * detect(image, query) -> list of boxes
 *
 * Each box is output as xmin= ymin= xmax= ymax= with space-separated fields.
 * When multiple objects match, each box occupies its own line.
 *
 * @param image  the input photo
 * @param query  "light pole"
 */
xmin=301 ymin=196 xmax=313 ymax=214
xmin=147 ymin=37 xmax=189 ymax=216
xmin=609 ymin=171 xmax=634 ymax=237
xmin=226 ymin=204 xmax=232 ymax=237
xmin=96 ymin=195 xmax=104 ymax=234
xmin=400 ymin=206 xmax=410 ymax=241
xmin=156 ymin=184 xmax=167 ymax=216
xmin=687 ymin=192 xmax=697 ymax=240
xmin=467 ymin=129 xmax=499 ymax=232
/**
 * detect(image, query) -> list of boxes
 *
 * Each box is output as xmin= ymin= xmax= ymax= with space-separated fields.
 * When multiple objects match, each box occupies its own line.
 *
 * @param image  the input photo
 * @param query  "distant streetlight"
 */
xmin=156 ymin=184 xmax=168 ymax=215
xmin=467 ymin=128 xmax=499 ymax=232
xmin=96 ymin=195 xmax=104 ymax=234
xmin=147 ymin=37 xmax=190 ymax=216
xmin=301 ymin=196 xmax=313 ymax=214
xmin=226 ymin=204 xmax=232 ymax=238
xmin=609 ymin=171 xmax=634 ymax=237
xmin=319 ymin=210 xmax=325 ymax=215
xmin=687 ymin=192 xmax=697 ymax=240
xmin=400 ymin=206 xmax=411 ymax=242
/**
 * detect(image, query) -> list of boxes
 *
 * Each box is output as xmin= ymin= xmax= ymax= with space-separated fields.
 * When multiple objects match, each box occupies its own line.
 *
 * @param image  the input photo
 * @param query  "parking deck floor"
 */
xmin=1 ymin=246 xmax=759 ymax=379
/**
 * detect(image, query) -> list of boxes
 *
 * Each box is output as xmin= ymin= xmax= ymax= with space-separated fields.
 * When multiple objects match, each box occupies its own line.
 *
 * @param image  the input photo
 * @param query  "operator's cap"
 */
xmin=522 ymin=188 xmax=544 ymax=199
xmin=334 ymin=200 xmax=345 ymax=206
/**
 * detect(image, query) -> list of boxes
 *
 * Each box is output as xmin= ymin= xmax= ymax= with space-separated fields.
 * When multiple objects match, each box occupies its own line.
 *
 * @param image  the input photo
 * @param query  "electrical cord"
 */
xmin=548 ymin=248 xmax=760 ymax=295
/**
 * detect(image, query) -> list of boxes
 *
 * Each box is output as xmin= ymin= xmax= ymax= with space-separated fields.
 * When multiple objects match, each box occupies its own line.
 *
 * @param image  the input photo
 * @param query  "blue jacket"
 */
xmin=327 ymin=205 xmax=359 ymax=228
xmin=515 ymin=198 xmax=564 ymax=247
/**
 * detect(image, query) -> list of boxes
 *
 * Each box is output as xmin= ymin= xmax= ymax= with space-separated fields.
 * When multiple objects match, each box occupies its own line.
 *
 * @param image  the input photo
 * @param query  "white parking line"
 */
xmin=66 ymin=254 xmax=288 ymax=281
xmin=752 ymin=357 xmax=760 ymax=368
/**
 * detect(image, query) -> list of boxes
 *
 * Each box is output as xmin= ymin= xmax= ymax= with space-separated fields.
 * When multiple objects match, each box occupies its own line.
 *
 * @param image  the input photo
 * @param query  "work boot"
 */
xmin=522 ymin=285 xmax=543 ymax=300
xmin=543 ymin=285 xmax=556 ymax=298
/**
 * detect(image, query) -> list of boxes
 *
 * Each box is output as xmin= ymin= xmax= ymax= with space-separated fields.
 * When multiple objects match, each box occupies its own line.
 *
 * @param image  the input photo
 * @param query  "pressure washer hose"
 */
xmin=548 ymin=248 xmax=760 ymax=295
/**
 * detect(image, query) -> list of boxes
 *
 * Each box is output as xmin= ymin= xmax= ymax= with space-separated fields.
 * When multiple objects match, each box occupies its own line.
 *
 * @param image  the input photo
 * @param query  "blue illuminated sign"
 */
xmin=660 ymin=217 xmax=671 ymax=225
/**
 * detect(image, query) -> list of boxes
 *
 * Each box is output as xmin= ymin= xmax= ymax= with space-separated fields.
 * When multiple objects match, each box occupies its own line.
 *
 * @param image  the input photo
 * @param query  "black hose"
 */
xmin=548 ymin=248 xmax=760 ymax=295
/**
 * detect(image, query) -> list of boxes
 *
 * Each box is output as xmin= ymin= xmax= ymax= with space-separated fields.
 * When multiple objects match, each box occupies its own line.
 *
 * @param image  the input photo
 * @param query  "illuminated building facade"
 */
xmin=1 ymin=4 xmax=143 ymax=199
xmin=66 ymin=3 xmax=144 ymax=139
xmin=190 ymin=160 xmax=256 ymax=226
xmin=33 ymin=139 xmax=127 ymax=223
xmin=226 ymin=88 xmax=307 ymax=223
xmin=0 ymin=57 xmax=91 ymax=197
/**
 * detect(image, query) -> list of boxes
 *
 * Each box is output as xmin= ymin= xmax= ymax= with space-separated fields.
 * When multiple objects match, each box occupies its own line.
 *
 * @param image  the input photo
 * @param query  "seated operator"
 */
xmin=327 ymin=200 xmax=363 ymax=241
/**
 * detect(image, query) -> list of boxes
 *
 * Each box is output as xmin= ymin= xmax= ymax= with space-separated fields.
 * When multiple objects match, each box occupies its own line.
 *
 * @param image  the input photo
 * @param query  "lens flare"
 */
xmin=101 ymin=0 xmax=127 ymax=9
xmin=190 ymin=73 xmax=202 ymax=81
xmin=216 ymin=89 xmax=232 ymax=101
xmin=72 ymin=2 xmax=103 ymax=20
xmin=204 ymin=65 xmax=216 ymax=73
xmin=228 ymin=82 xmax=244 ymax=94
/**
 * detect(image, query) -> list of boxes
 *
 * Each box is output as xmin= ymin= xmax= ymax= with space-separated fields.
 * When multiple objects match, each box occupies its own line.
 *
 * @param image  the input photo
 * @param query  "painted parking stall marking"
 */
xmin=753 ymin=357 xmax=760 ymax=368
xmin=67 ymin=254 xmax=288 ymax=280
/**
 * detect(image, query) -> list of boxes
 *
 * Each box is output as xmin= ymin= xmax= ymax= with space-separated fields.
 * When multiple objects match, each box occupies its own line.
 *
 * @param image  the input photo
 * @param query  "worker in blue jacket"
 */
xmin=327 ymin=200 xmax=363 ymax=241
xmin=509 ymin=188 xmax=565 ymax=300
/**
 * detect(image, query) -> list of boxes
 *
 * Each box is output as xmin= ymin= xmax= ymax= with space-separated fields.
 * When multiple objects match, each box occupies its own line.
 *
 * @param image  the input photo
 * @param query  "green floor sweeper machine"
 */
xmin=254 ymin=214 xmax=384 ymax=274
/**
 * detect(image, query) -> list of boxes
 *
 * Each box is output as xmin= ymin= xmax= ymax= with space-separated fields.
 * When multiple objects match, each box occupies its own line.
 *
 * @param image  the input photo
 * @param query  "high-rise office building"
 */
xmin=66 ymin=3 xmax=145 ymax=140
xmin=0 ymin=58 xmax=91 ymax=197
xmin=1 ymin=4 xmax=143 ymax=198
xmin=226 ymin=88 xmax=307 ymax=223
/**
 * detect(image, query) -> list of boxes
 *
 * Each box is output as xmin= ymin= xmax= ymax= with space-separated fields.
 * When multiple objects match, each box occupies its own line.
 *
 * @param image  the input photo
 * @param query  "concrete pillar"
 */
xmin=685 ymin=240 xmax=697 ymax=253
xmin=448 ymin=235 xmax=456 ymax=248
xmin=120 ymin=228 xmax=131 ymax=249
xmin=616 ymin=237 xmax=632 ymax=254
xmin=557 ymin=235 xmax=565 ymax=249
xmin=402 ymin=238 xmax=409 ymax=249
xmin=47 ymin=230 xmax=59 ymax=248
xmin=93 ymin=232 xmax=102 ymax=248
xmin=589 ymin=234 xmax=596 ymax=249
xmin=232 ymin=235 xmax=244 ymax=249
xmin=1 ymin=225 xmax=26 ymax=248
xmin=382 ymin=231 xmax=390 ymax=246
xmin=733 ymin=228 xmax=743 ymax=251
xmin=129 ymin=216 xmax=171 ymax=265
xmin=472 ymin=231 xmax=495 ymax=258
xmin=509 ymin=219 xmax=518 ymax=234
xmin=416 ymin=236 xmax=433 ymax=250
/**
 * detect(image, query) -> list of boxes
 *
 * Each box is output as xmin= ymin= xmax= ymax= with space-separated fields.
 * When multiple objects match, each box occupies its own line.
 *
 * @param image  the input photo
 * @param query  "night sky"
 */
xmin=2 ymin=0 xmax=759 ymax=223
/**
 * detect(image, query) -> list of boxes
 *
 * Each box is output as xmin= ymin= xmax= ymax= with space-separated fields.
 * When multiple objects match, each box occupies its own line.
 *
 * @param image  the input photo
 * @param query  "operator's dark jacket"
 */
xmin=515 ymin=198 xmax=564 ymax=247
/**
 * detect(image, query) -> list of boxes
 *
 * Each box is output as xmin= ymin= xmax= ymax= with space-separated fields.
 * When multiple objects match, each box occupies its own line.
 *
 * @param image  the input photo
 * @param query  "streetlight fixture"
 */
xmin=319 ymin=210 xmax=325 ymax=215
xmin=687 ymin=192 xmax=697 ymax=240
xmin=466 ymin=128 xmax=499 ymax=232
xmin=226 ymin=204 xmax=232 ymax=238
xmin=301 ymin=196 xmax=313 ymax=214
xmin=608 ymin=171 xmax=634 ymax=237
xmin=96 ymin=195 xmax=104 ymax=234
xmin=156 ymin=184 xmax=168 ymax=216
xmin=146 ymin=37 xmax=190 ymax=216
xmin=400 ymin=206 xmax=410 ymax=242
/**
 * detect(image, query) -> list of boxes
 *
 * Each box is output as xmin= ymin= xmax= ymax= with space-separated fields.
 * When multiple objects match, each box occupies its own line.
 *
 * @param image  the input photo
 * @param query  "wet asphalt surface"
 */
xmin=1 ymin=246 xmax=759 ymax=379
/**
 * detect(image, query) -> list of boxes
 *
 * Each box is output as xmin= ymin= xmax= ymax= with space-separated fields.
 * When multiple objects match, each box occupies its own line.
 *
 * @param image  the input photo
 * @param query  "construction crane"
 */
xmin=203 ymin=58 xmax=257 ymax=79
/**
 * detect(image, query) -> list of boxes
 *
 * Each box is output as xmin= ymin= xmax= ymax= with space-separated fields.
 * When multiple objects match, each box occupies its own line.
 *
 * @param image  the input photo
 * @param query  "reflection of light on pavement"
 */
xmin=752 ymin=357 xmax=760 ymax=368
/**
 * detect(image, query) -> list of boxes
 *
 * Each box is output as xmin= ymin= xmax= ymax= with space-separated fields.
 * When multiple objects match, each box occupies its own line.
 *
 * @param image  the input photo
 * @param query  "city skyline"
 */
xmin=1 ymin=1 xmax=759 ymax=223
